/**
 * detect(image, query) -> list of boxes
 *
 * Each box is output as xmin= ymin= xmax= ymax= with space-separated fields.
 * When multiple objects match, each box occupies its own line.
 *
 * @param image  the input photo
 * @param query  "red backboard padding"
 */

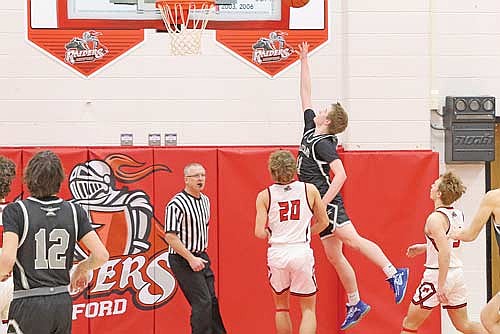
xmin=1 ymin=147 xmax=439 ymax=333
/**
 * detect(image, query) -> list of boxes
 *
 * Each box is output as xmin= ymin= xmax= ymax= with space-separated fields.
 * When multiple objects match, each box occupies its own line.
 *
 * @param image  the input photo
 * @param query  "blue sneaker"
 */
xmin=387 ymin=267 xmax=409 ymax=304
xmin=340 ymin=300 xmax=371 ymax=330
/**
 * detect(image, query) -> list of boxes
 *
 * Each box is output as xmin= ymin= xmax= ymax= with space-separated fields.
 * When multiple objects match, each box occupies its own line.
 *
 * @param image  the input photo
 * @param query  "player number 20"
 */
xmin=278 ymin=200 xmax=301 ymax=221
xmin=34 ymin=228 xmax=70 ymax=270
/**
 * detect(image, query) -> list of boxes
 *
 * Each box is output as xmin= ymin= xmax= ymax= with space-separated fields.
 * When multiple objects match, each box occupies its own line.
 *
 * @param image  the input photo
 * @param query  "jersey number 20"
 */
xmin=35 ymin=228 xmax=70 ymax=270
xmin=278 ymin=200 xmax=301 ymax=222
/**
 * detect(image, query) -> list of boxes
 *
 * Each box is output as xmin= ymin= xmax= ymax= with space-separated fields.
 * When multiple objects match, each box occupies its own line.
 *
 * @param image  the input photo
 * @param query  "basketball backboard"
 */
xmin=27 ymin=0 xmax=328 ymax=77
xmin=30 ymin=0 xmax=302 ymax=30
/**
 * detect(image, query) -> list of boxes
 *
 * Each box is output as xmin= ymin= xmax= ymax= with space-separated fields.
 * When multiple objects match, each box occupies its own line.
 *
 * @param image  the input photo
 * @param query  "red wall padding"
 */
xmin=0 ymin=147 xmax=439 ymax=333
xmin=217 ymin=147 xmax=341 ymax=333
xmin=339 ymin=151 xmax=441 ymax=334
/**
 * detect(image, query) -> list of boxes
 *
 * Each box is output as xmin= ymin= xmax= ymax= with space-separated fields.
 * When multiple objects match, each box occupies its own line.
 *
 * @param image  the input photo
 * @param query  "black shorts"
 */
xmin=319 ymin=203 xmax=351 ymax=239
xmin=8 ymin=292 xmax=72 ymax=334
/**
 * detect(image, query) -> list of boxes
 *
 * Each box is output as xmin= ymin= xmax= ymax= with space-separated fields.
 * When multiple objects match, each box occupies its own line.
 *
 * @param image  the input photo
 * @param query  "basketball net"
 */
xmin=156 ymin=0 xmax=214 ymax=55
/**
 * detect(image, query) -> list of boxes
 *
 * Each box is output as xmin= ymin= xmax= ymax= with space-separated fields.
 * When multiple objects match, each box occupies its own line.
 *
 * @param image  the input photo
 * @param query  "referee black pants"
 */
xmin=169 ymin=252 xmax=226 ymax=334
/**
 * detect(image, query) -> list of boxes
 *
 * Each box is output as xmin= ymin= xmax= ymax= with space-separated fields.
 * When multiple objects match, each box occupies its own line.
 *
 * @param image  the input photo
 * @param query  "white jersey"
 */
xmin=267 ymin=181 xmax=313 ymax=245
xmin=0 ymin=203 xmax=13 ymax=321
xmin=425 ymin=207 xmax=464 ymax=269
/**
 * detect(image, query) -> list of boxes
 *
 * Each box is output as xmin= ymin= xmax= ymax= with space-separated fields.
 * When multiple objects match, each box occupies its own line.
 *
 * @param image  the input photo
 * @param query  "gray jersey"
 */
xmin=2 ymin=197 xmax=93 ymax=291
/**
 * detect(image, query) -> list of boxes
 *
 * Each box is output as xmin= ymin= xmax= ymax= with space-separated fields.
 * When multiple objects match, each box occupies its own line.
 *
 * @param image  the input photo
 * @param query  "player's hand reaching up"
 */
xmin=296 ymin=41 xmax=309 ymax=60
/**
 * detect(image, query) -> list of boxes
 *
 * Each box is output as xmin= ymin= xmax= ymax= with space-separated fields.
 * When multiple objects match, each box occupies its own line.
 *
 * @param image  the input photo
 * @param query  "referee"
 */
xmin=164 ymin=162 xmax=226 ymax=334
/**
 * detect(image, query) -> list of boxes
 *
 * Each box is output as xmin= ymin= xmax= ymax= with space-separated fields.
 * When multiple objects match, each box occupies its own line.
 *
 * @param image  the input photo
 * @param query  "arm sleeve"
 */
xmin=315 ymin=138 xmax=340 ymax=163
xmin=165 ymin=203 xmax=182 ymax=234
xmin=75 ymin=204 xmax=94 ymax=241
xmin=303 ymin=109 xmax=316 ymax=133
xmin=2 ymin=203 xmax=23 ymax=237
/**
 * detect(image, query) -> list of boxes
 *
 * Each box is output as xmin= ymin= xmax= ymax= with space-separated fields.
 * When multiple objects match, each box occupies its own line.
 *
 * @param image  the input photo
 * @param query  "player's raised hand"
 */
xmin=295 ymin=41 xmax=309 ymax=60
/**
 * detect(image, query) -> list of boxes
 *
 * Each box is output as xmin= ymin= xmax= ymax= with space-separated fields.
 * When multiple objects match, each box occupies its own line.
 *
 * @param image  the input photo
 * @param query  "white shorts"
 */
xmin=0 ymin=276 xmax=13 ymax=320
xmin=412 ymin=268 xmax=467 ymax=309
xmin=267 ymin=244 xmax=317 ymax=296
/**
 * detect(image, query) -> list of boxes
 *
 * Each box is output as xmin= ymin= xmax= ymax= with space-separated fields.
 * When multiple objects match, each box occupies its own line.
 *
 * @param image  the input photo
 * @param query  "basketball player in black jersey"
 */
xmin=453 ymin=188 xmax=500 ymax=334
xmin=0 ymin=151 xmax=109 ymax=334
xmin=296 ymin=42 xmax=409 ymax=330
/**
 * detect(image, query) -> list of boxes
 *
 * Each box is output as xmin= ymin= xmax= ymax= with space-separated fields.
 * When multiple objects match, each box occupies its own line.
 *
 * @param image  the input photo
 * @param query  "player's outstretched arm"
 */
xmin=296 ymin=42 xmax=313 ymax=111
xmin=255 ymin=190 xmax=270 ymax=239
xmin=321 ymin=159 xmax=347 ymax=205
xmin=0 ymin=232 xmax=18 ymax=280
xmin=307 ymin=184 xmax=329 ymax=235
xmin=481 ymin=292 xmax=500 ymax=333
xmin=455 ymin=190 xmax=496 ymax=242
xmin=70 ymin=231 xmax=109 ymax=292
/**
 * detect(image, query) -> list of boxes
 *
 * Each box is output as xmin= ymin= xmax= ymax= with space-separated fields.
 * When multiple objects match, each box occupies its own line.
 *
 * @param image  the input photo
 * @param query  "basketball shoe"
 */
xmin=387 ymin=267 xmax=409 ymax=304
xmin=340 ymin=300 xmax=371 ymax=330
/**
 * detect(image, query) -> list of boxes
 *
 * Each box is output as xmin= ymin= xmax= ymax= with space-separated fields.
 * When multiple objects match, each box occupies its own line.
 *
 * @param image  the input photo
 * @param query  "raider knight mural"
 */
xmin=67 ymin=153 xmax=179 ymax=315
xmin=68 ymin=154 xmax=167 ymax=258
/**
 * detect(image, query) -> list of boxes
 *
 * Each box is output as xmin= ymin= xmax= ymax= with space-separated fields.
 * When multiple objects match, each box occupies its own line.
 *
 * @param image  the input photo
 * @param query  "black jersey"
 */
xmin=2 ymin=197 xmax=93 ymax=292
xmin=297 ymin=109 xmax=343 ymax=204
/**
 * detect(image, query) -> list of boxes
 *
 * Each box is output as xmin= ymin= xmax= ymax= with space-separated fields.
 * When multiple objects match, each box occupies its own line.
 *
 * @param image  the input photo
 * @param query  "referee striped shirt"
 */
xmin=165 ymin=190 xmax=210 ymax=254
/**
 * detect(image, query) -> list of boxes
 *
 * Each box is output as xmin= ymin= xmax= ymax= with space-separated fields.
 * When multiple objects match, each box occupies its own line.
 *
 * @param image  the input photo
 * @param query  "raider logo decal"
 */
xmin=64 ymin=30 xmax=109 ymax=65
xmin=252 ymin=31 xmax=294 ymax=64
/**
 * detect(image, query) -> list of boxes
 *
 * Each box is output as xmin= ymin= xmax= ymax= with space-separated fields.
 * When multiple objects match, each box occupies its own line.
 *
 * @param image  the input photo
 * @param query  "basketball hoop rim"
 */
xmin=155 ymin=0 xmax=215 ymax=9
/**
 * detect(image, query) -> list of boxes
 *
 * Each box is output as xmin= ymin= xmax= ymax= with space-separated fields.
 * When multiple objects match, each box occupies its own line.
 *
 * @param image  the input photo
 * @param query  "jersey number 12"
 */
xmin=34 ymin=228 xmax=70 ymax=270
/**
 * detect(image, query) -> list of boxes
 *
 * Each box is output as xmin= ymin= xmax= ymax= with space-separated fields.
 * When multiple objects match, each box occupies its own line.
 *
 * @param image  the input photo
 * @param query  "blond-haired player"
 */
xmin=402 ymin=172 xmax=487 ymax=334
xmin=255 ymin=150 xmax=329 ymax=334
xmin=296 ymin=41 xmax=409 ymax=330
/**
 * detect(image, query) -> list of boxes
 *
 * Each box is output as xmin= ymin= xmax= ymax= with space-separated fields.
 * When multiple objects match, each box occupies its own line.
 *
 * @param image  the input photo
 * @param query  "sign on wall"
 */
xmin=26 ymin=0 xmax=144 ymax=77
xmin=27 ymin=28 xmax=144 ymax=77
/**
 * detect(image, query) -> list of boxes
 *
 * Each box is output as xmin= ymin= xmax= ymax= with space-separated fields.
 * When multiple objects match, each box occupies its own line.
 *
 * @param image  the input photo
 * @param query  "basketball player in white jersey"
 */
xmin=0 ymin=156 xmax=16 ymax=332
xmin=401 ymin=172 xmax=487 ymax=334
xmin=255 ymin=150 xmax=329 ymax=334
xmin=452 ymin=188 xmax=500 ymax=334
